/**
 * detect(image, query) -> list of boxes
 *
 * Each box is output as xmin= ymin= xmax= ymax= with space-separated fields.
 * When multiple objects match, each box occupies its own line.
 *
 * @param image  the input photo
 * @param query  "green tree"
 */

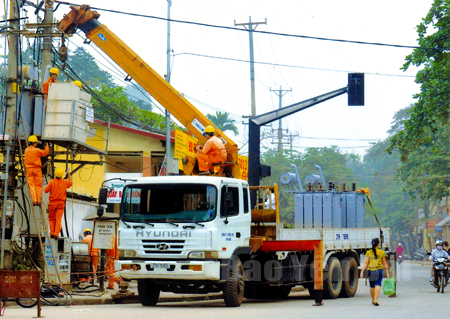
xmin=206 ymin=111 xmax=238 ymax=135
xmin=67 ymin=47 xmax=115 ymax=88
xmin=390 ymin=1 xmax=450 ymax=158
xmin=92 ymin=85 xmax=166 ymax=131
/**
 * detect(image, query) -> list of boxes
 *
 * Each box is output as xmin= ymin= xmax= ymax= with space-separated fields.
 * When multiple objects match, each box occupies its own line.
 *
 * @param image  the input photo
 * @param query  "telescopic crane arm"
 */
xmin=57 ymin=5 xmax=240 ymax=177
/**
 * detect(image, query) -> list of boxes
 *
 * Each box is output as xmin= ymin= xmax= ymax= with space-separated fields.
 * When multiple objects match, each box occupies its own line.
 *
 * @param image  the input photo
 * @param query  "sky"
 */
xmin=27 ymin=0 xmax=434 ymax=157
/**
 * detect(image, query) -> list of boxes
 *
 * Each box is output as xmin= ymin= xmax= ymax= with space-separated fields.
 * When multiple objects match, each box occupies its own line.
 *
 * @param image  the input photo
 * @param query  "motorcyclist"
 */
xmin=429 ymin=240 xmax=450 ymax=283
xmin=396 ymin=243 xmax=405 ymax=261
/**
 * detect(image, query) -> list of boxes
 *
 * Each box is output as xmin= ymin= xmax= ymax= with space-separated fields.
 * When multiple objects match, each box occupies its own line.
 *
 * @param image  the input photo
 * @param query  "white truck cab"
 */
xmin=115 ymin=176 xmax=252 ymax=305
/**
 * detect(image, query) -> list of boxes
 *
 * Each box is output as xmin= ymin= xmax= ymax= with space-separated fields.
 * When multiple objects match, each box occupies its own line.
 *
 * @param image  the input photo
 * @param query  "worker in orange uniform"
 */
xmin=25 ymin=135 xmax=49 ymax=206
xmin=195 ymin=126 xmax=227 ymax=175
xmin=42 ymin=67 xmax=59 ymax=101
xmin=82 ymin=228 xmax=99 ymax=275
xmin=106 ymin=233 xmax=120 ymax=290
xmin=44 ymin=167 xmax=73 ymax=239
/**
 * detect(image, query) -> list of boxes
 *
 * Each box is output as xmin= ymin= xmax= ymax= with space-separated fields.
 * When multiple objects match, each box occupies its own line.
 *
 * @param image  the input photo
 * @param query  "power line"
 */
xmin=173 ymin=52 xmax=416 ymax=78
xmin=55 ymin=2 xmax=443 ymax=51
xmin=299 ymin=136 xmax=379 ymax=141
xmin=291 ymin=145 xmax=370 ymax=149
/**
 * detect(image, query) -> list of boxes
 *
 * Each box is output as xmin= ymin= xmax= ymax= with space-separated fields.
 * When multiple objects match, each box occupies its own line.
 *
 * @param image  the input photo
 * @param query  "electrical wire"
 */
xmin=54 ymin=1 xmax=443 ymax=51
xmin=174 ymin=52 xmax=416 ymax=78
xmin=299 ymin=136 xmax=379 ymax=141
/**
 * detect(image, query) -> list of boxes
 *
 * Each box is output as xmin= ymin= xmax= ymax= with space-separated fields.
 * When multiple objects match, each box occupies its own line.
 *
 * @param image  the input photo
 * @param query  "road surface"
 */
xmin=2 ymin=262 xmax=435 ymax=319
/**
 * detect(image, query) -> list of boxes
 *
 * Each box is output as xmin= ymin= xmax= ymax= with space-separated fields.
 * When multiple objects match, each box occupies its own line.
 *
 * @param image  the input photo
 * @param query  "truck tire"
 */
xmin=137 ymin=280 xmax=160 ymax=306
xmin=323 ymin=257 xmax=342 ymax=299
xmin=223 ymin=258 xmax=245 ymax=307
xmin=339 ymin=257 xmax=358 ymax=298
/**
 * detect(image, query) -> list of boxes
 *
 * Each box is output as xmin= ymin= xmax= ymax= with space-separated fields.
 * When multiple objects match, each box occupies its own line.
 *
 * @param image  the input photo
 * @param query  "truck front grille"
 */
xmin=141 ymin=239 xmax=185 ymax=255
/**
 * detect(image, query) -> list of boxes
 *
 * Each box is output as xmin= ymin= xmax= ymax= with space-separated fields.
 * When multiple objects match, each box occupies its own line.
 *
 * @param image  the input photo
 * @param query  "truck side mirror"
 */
xmin=98 ymin=187 xmax=108 ymax=205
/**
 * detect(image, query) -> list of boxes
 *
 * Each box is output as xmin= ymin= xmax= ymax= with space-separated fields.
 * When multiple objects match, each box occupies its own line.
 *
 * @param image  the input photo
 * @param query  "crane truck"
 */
xmin=57 ymin=5 xmax=391 ymax=307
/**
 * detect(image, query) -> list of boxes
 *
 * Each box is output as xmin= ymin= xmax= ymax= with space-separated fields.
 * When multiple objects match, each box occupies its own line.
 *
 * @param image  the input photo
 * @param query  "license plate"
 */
xmin=151 ymin=263 xmax=170 ymax=269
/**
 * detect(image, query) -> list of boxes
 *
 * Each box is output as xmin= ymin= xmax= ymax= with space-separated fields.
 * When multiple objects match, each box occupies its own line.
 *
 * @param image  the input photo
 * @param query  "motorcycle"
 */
xmin=431 ymin=257 xmax=449 ymax=293
xmin=414 ymin=251 xmax=428 ymax=261
xmin=398 ymin=254 xmax=404 ymax=265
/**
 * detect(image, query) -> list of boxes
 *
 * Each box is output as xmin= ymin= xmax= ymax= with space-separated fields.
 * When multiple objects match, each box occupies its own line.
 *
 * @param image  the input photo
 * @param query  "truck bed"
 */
xmin=277 ymin=227 xmax=390 ymax=252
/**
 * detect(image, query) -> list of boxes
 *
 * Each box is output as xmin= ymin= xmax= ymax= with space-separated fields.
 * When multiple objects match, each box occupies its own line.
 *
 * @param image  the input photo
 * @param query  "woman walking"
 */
xmin=360 ymin=238 xmax=389 ymax=306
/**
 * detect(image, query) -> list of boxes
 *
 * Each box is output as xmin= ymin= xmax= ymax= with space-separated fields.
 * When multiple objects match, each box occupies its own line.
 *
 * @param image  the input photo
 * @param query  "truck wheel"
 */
xmin=339 ymin=257 xmax=358 ymax=298
xmin=323 ymin=257 xmax=342 ymax=299
xmin=223 ymin=258 xmax=245 ymax=307
xmin=137 ymin=280 xmax=160 ymax=306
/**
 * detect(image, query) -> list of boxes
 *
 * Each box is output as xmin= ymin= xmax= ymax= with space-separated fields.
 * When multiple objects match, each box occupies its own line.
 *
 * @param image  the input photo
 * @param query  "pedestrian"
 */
xmin=82 ymin=228 xmax=99 ymax=275
xmin=42 ymin=67 xmax=59 ymax=101
xmin=360 ymin=238 xmax=389 ymax=306
xmin=44 ymin=167 xmax=72 ymax=239
xmin=195 ymin=126 xmax=227 ymax=175
xmin=25 ymin=135 xmax=49 ymax=206
xmin=106 ymin=233 xmax=120 ymax=290
xmin=254 ymin=188 xmax=275 ymax=210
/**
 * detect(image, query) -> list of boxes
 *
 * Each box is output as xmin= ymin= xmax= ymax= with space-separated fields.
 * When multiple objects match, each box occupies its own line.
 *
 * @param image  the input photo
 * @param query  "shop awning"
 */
xmin=436 ymin=215 xmax=450 ymax=227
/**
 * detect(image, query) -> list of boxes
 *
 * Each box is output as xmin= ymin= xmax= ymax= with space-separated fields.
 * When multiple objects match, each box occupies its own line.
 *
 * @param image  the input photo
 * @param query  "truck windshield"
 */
xmin=120 ymin=184 xmax=217 ymax=223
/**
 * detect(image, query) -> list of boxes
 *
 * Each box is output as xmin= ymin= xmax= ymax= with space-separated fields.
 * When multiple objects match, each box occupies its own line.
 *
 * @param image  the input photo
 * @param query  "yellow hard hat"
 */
xmin=55 ymin=167 xmax=65 ymax=178
xmin=203 ymin=126 xmax=215 ymax=137
xmin=49 ymin=67 xmax=59 ymax=75
xmin=28 ymin=135 xmax=38 ymax=143
xmin=84 ymin=228 xmax=92 ymax=236
xmin=73 ymin=80 xmax=82 ymax=88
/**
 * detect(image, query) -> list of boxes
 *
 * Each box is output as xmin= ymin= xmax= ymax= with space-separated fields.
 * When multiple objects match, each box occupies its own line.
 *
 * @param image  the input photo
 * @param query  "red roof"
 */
xmin=94 ymin=119 xmax=175 ymax=143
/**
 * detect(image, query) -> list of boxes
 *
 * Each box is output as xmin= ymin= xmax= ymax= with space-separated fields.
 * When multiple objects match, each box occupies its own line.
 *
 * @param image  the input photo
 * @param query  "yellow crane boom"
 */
xmin=57 ymin=4 xmax=239 ymax=177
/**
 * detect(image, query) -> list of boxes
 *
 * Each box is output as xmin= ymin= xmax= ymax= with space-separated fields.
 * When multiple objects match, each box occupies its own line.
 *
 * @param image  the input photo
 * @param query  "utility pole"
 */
xmin=164 ymin=0 xmax=172 ymax=169
xmin=235 ymin=17 xmax=266 ymax=117
xmin=1 ymin=0 xmax=19 ymax=269
xmin=286 ymin=132 xmax=299 ymax=150
xmin=41 ymin=0 xmax=54 ymax=85
xmin=270 ymin=86 xmax=291 ymax=151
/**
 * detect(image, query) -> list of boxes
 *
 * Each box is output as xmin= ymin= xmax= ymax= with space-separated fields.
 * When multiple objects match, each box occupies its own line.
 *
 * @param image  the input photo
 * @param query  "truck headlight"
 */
xmin=118 ymin=250 xmax=137 ymax=258
xmin=188 ymin=251 xmax=218 ymax=259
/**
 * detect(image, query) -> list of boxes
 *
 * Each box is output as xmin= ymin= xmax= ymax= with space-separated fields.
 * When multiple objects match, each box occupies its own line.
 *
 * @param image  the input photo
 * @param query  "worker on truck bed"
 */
xmin=25 ymin=135 xmax=49 ymax=206
xmin=255 ymin=188 xmax=275 ymax=210
xmin=42 ymin=67 xmax=59 ymax=101
xmin=44 ymin=167 xmax=73 ymax=239
xmin=195 ymin=126 xmax=227 ymax=175
xmin=82 ymin=228 xmax=99 ymax=276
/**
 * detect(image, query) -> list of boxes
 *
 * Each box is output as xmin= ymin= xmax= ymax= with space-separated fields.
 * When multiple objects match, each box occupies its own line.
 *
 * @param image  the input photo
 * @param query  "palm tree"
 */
xmin=206 ymin=111 xmax=239 ymax=135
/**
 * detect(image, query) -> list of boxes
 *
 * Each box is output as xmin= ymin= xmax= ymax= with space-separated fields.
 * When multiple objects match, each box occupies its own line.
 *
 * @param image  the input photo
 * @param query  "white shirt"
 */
xmin=265 ymin=193 xmax=275 ymax=210
xmin=429 ymin=248 xmax=449 ymax=263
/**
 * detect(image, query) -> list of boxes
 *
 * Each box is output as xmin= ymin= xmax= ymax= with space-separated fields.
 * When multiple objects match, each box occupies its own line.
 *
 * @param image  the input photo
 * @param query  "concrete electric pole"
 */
xmin=164 ymin=0 xmax=172 ymax=167
xmin=235 ymin=17 xmax=266 ymax=117
xmin=1 ymin=0 xmax=20 ymax=269
xmin=270 ymin=86 xmax=291 ymax=151
xmin=41 ymin=0 xmax=54 ymax=85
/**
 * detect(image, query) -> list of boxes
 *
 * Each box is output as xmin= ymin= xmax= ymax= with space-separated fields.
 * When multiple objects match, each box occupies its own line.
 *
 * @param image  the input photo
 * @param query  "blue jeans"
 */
xmin=368 ymin=269 xmax=383 ymax=288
